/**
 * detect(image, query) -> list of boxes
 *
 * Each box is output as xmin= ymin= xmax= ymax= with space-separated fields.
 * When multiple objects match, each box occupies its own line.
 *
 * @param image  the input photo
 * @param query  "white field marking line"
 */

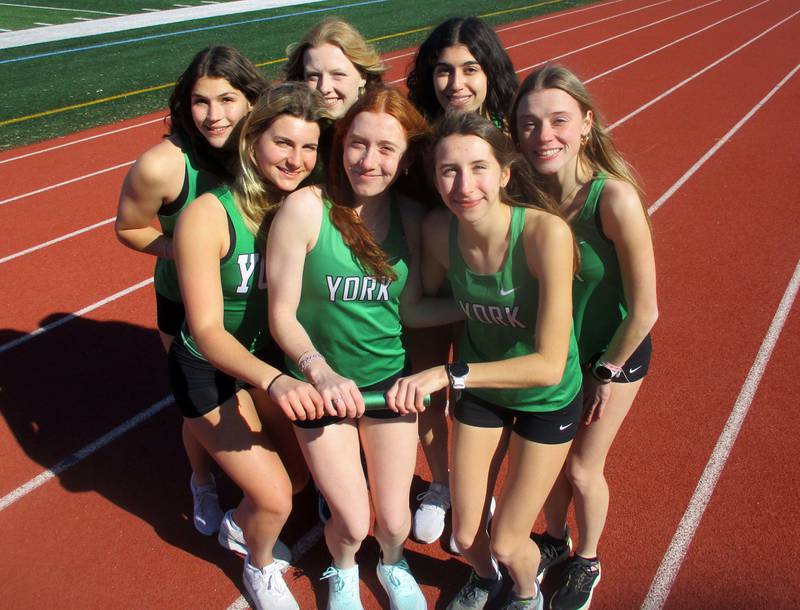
xmin=513 ymin=0 xmax=722 ymax=75
xmin=0 ymin=396 xmax=173 ymax=512
xmin=642 ymin=262 xmax=800 ymax=610
xmin=585 ymin=0 xmax=770 ymax=85
xmin=649 ymin=63 xmax=800 ymax=215
xmin=0 ymin=160 xmax=133 ymax=206
xmin=0 ymin=3 xmax=123 ymax=15
xmin=0 ymin=277 xmax=153 ymax=355
xmin=388 ymin=0 xmax=702 ymax=84
xmin=226 ymin=522 xmax=326 ymax=610
xmin=0 ymin=216 xmax=114 ymax=264
xmin=381 ymin=0 xmax=629 ymax=65
xmin=607 ymin=9 xmax=800 ymax=131
xmin=0 ymin=116 xmax=163 ymax=165
xmin=506 ymin=0 xmax=675 ymax=51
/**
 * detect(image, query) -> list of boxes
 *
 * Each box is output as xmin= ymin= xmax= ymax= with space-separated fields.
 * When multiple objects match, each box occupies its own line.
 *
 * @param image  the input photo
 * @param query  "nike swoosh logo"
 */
xmin=628 ymin=365 xmax=642 ymax=374
xmin=559 ymin=423 xmax=573 ymax=431
xmin=499 ymin=287 xmax=518 ymax=296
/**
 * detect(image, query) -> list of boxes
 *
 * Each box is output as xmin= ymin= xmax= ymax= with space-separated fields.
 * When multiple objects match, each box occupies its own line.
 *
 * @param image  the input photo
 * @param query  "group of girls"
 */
xmin=115 ymin=13 xmax=657 ymax=610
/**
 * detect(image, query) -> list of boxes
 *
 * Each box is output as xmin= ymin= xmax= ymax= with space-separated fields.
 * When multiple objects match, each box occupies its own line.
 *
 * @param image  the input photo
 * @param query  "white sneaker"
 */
xmin=243 ymin=555 xmax=299 ymax=610
xmin=321 ymin=564 xmax=364 ymax=610
xmin=376 ymin=557 xmax=427 ymax=610
xmin=190 ymin=473 xmax=224 ymax=535
xmin=449 ymin=496 xmax=496 ymax=555
xmin=218 ymin=509 xmax=292 ymax=570
xmin=412 ymin=482 xmax=450 ymax=543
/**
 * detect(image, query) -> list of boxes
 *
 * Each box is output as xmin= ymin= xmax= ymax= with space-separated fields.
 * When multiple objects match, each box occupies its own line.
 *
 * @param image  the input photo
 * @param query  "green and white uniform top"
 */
xmin=178 ymin=186 xmax=268 ymax=360
xmin=154 ymin=143 xmax=219 ymax=302
xmin=448 ymin=206 xmax=582 ymax=413
xmin=571 ymin=173 xmax=627 ymax=363
xmin=289 ymin=196 xmax=409 ymax=386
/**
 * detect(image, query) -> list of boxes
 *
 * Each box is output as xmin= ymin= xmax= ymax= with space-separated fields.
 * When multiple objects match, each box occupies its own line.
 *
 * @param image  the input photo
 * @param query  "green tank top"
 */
xmin=571 ymin=173 xmax=628 ymax=363
xmin=178 ymin=187 xmax=268 ymax=359
xmin=447 ymin=206 xmax=582 ymax=412
xmin=289 ymin=196 xmax=409 ymax=386
xmin=154 ymin=143 xmax=219 ymax=301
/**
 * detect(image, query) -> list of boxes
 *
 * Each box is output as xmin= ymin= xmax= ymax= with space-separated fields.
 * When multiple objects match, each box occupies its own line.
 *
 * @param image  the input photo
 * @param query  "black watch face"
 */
xmin=450 ymin=362 xmax=469 ymax=377
xmin=594 ymin=365 xmax=614 ymax=381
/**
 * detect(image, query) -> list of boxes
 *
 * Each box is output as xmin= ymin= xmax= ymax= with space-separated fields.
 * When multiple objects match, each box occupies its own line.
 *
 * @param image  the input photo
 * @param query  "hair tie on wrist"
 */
xmin=267 ymin=373 xmax=285 ymax=395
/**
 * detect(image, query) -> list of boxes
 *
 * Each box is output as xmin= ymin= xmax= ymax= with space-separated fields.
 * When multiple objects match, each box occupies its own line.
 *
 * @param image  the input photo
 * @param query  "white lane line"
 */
xmin=0 ymin=161 xmax=133 ymax=206
xmin=506 ymin=0 xmax=675 ymax=51
xmin=0 ymin=117 xmax=163 ymax=164
xmin=649 ymin=63 xmax=800 ymax=215
xmin=388 ymin=0 xmax=717 ymax=85
xmin=585 ymin=0 xmax=771 ymax=85
xmin=0 ymin=216 xmax=114 ymax=264
xmin=226 ymin=522 xmax=326 ymax=610
xmin=608 ymin=9 xmax=800 ymax=130
xmin=0 ymin=395 xmax=173 ymax=512
xmin=0 ymin=277 xmax=153 ymax=354
xmin=642 ymin=259 xmax=800 ymax=610
xmin=512 ymin=0 xmax=723 ymax=74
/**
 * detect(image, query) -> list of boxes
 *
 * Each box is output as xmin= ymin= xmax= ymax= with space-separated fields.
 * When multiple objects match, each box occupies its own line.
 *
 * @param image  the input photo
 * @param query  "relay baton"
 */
xmin=361 ymin=391 xmax=431 ymax=410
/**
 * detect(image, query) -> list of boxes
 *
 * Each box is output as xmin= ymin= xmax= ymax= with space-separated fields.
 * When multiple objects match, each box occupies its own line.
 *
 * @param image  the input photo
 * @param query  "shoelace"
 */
xmin=252 ymin=563 xmax=288 ymax=597
xmin=458 ymin=573 xmax=486 ymax=603
xmin=415 ymin=485 xmax=450 ymax=509
xmin=381 ymin=560 xmax=414 ymax=593
xmin=565 ymin=561 xmax=597 ymax=592
xmin=321 ymin=566 xmax=356 ymax=595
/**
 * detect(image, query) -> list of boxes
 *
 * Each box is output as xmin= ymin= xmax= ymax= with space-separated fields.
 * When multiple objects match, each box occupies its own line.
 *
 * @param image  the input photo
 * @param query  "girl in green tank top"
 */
xmin=268 ymin=88 xmax=462 ymax=610
xmin=386 ymin=113 xmax=582 ymax=608
xmin=512 ymin=65 xmax=658 ymax=610
xmin=114 ymin=47 xmax=266 ymax=546
xmin=171 ymin=83 xmax=332 ymax=610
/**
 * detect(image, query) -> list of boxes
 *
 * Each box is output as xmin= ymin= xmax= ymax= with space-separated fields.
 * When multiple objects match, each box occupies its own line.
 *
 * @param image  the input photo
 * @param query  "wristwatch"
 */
xmin=446 ymin=362 xmax=470 ymax=390
xmin=591 ymin=362 xmax=617 ymax=383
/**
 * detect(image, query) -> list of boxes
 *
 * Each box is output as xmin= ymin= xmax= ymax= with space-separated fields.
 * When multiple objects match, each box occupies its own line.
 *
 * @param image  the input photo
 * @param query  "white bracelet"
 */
xmin=298 ymin=351 xmax=325 ymax=373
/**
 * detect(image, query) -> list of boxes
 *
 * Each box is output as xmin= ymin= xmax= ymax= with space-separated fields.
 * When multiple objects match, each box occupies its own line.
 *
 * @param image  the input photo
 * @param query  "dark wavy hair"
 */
xmin=168 ymin=46 xmax=267 ymax=181
xmin=406 ymin=17 xmax=518 ymax=127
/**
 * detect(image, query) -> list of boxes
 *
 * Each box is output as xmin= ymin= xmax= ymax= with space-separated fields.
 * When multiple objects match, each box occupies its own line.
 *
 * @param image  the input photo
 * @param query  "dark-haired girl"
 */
xmin=115 ymin=46 xmax=266 ymax=536
xmin=511 ymin=65 xmax=658 ymax=610
xmin=387 ymin=112 xmax=582 ymax=610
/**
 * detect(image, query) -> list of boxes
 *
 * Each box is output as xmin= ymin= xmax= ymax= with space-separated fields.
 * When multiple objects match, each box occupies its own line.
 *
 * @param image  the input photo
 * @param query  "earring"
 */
xmin=580 ymin=133 xmax=589 ymax=146
xmin=403 ymin=168 xmax=409 ymax=176
xmin=358 ymin=85 xmax=366 ymax=97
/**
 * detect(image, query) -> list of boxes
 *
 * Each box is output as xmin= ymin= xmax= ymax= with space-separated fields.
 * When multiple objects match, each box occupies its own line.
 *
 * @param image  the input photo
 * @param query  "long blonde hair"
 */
xmin=283 ymin=18 xmax=386 ymax=87
xmin=234 ymin=82 xmax=330 ymax=244
xmin=511 ymin=64 xmax=646 ymax=205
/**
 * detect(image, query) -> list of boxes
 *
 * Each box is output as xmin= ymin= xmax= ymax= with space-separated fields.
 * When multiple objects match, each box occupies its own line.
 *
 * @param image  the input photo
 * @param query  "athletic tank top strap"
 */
xmin=179 ymin=187 xmax=269 ymax=360
xmin=290 ymin=194 xmax=409 ymax=386
xmin=447 ymin=206 xmax=582 ymax=413
xmin=576 ymin=171 xmax=608 ymax=232
xmin=154 ymin=140 xmax=220 ymax=301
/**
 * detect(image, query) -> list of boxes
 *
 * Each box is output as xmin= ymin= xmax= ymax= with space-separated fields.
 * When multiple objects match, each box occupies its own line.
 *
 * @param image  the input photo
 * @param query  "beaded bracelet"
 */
xmin=298 ymin=351 xmax=325 ymax=373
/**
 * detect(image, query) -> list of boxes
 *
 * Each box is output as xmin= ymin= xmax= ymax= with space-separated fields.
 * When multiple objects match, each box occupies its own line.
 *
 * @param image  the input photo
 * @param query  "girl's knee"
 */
xmin=330 ymin=513 xmax=370 ymax=546
xmin=565 ymin=457 xmax=603 ymax=491
xmin=489 ymin=535 xmax=534 ymax=567
xmin=375 ymin=507 xmax=411 ymax=541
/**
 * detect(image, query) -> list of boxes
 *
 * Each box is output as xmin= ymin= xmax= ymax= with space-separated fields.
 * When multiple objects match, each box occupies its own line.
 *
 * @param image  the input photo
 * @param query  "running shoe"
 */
xmin=243 ymin=555 xmax=299 ymax=610
xmin=532 ymin=526 xmax=572 ymax=582
xmin=218 ymin=509 xmax=292 ymax=569
xmin=190 ymin=473 xmax=224 ymax=535
xmin=548 ymin=556 xmax=601 ymax=610
xmin=449 ymin=496 xmax=496 ymax=555
xmin=376 ymin=557 xmax=427 ymax=610
xmin=413 ymin=482 xmax=450 ymax=543
xmin=322 ymin=564 xmax=364 ymax=610
xmin=499 ymin=589 xmax=544 ymax=610
xmin=446 ymin=570 xmax=502 ymax=610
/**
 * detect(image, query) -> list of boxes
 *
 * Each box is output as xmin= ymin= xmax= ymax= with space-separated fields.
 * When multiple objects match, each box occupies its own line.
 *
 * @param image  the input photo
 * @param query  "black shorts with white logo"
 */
xmin=586 ymin=334 xmax=652 ymax=384
xmin=453 ymin=388 xmax=583 ymax=444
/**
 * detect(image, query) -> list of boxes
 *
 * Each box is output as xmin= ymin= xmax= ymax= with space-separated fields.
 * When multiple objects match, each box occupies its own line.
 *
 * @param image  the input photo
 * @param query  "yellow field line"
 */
xmin=0 ymin=0 xmax=565 ymax=128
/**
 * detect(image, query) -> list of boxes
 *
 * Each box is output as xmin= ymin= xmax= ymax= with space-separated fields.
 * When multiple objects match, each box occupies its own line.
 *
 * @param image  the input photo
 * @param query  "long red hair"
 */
xmin=325 ymin=87 xmax=430 ymax=281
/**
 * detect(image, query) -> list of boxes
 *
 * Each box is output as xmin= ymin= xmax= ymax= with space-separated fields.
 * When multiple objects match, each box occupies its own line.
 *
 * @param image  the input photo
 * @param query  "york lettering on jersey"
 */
xmin=458 ymin=300 xmax=526 ymax=329
xmin=326 ymin=275 xmax=390 ymax=302
xmin=236 ymin=253 xmax=267 ymax=294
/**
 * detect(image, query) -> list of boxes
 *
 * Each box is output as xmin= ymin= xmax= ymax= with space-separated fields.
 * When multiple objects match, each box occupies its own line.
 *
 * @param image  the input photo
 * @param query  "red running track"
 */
xmin=1 ymin=0 xmax=799 ymax=607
